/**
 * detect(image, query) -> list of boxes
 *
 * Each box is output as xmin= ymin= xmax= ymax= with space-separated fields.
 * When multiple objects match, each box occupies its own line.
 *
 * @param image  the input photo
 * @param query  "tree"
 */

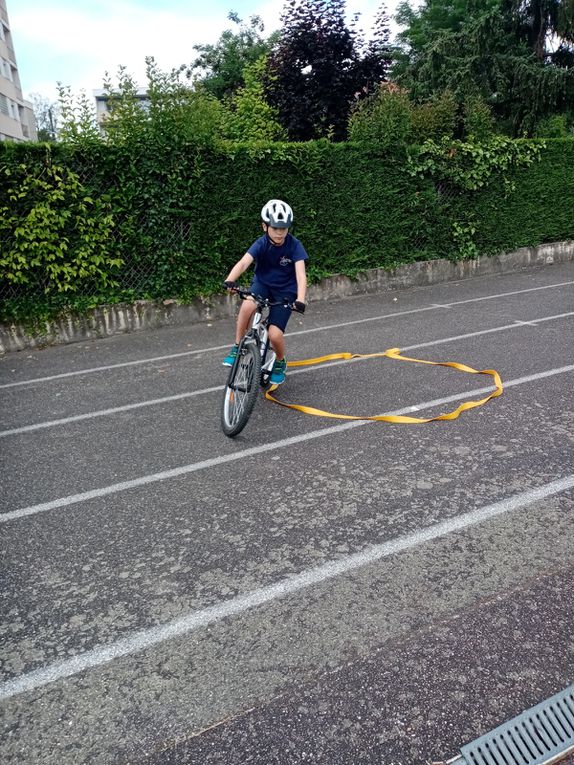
xmin=225 ymin=56 xmax=287 ymax=141
xmin=187 ymin=13 xmax=276 ymax=101
xmin=29 ymin=93 xmax=59 ymax=141
xmin=393 ymin=0 xmax=574 ymax=135
xmin=266 ymin=0 xmax=393 ymax=141
xmin=512 ymin=0 xmax=574 ymax=63
xmin=355 ymin=4 xmax=394 ymax=94
xmin=57 ymin=59 xmax=232 ymax=148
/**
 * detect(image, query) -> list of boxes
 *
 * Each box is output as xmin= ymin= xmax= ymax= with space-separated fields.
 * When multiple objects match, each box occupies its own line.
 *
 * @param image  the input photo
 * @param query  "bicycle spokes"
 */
xmin=230 ymin=356 xmax=254 ymax=417
xmin=221 ymin=342 xmax=262 ymax=436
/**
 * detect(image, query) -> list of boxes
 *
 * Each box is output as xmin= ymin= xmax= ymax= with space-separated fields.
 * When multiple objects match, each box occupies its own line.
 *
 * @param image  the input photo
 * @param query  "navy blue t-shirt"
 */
xmin=247 ymin=234 xmax=308 ymax=293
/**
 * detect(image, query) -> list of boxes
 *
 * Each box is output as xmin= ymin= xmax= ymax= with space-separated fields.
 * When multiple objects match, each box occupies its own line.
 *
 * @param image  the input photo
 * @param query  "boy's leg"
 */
xmin=268 ymin=324 xmax=285 ymax=359
xmin=268 ymin=291 xmax=296 ymax=357
xmin=235 ymin=299 xmax=257 ymax=343
xmin=267 ymin=291 xmax=296 ymax=355
xmin=235 ymin=278 xmax=271 ymax=342
xmin=268 ymin=296 xmax=294 ymax=384
xmin=223 ymin=297 xmax=257 ymax=366
xmin=268 ymin=325 xmax=287 ymax=384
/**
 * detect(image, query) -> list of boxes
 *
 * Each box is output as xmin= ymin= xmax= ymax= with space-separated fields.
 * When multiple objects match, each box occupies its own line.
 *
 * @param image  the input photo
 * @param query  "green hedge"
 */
xmin=471 ymin=139 xmax=574 ymax=254
xmin=1 ymin=138 xmax=573 ymax=323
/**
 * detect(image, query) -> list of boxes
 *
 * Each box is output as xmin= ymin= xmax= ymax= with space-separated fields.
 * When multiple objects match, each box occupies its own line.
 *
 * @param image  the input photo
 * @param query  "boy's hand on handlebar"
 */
xmin=223 ymin=280 xmax=238 ymax=291
xmin=293 ymin=300 xmax=306 ymax=314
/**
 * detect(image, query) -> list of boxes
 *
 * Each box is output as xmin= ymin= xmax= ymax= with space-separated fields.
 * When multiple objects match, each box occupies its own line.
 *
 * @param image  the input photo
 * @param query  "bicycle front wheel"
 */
xmin=221 ymin=339 xmax=262 ymax=437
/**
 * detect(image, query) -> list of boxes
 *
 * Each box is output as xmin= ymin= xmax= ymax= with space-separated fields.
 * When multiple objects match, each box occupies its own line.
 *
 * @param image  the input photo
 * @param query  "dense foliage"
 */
xmin=0 ymin=152 xmax=119 ymax=294
xmin=393 ymin=0 xmax=574 ymax=135
xmin=2 ymin=135 xmax=573 ymax=325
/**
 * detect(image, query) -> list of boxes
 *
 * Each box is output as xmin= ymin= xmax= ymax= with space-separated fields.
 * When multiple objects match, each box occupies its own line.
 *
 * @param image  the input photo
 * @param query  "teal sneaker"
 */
xmin=270 ymin=358 xmax=287 ymax=385
xmin=223 ymin=343 xmax=239 ymax=367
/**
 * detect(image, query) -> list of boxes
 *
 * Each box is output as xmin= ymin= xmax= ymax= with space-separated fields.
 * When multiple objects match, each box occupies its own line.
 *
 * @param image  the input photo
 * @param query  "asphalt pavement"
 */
xmin=1 ymin=262 xmax=573 ymax=765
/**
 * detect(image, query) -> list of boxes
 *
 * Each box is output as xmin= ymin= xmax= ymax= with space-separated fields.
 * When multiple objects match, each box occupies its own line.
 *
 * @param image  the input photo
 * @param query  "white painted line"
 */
xmin=1 ymin=473 xmax=572 ymax=702
xmin=2 ymin=280 xmax=573 ymax=389
xmin=447 ymin=280 xmax=574 ymax=306
xmin=2 ymin=311 xmax=573 ymax=439
xmin=0 ymin=385 xmax=222 ymax=438
xmin=2 ymin=363 xmax=573 ymax=525
xmin=401 ymin=311 xmax=573 ymax=352
xmin=291 ymin=285 xmax=574 ymax=340
xmin=0 ymin=348 xmax=222 ymax=389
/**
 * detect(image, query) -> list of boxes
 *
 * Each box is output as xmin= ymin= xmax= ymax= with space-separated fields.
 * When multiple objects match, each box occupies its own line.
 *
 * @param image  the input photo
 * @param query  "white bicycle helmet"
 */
xmin=261 ymin=199 xmax=293 ymax=229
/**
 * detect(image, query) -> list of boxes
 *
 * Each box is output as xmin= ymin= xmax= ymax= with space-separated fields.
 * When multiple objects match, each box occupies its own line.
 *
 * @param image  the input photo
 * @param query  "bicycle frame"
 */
xmin=253 ymin=305 xmax=277 ymax=385
xmin=231 ymin=289 xmax=287 ymax=385
xmin=221 ymin=288 xmax=292 ymax=437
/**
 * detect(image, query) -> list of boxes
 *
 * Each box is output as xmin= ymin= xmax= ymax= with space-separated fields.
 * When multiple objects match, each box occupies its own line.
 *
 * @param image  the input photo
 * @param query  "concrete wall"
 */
xmin=1 ymin=240 xmax=573 ymax=354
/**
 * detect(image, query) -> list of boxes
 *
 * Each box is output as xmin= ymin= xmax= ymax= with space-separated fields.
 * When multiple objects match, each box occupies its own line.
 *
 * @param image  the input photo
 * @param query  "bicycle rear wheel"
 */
xmin=221 ymin=339 xmax=262 ymax=437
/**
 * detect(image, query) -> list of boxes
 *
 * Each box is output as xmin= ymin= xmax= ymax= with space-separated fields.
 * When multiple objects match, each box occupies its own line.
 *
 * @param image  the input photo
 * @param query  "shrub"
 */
xmin=0 ymin=151 xmax=119 ymax=295
xmin=348 ymin=83 xmax=413 ymax=147
xmin=411 ymin=91 xmax=458 ymax=143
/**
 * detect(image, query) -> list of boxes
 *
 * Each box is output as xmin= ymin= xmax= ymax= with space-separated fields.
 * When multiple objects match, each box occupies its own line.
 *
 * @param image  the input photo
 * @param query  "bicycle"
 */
xmin=221 ymin=287 xmax=296 ymax=437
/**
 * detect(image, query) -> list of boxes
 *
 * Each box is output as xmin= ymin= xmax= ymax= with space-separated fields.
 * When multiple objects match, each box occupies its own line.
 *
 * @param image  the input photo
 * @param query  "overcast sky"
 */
xmin=8 ymin=0 xmax=407 ymax=103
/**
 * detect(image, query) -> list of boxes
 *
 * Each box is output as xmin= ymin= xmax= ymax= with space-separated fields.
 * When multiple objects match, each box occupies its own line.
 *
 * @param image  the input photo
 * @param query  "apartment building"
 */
xmin=0 ymin=0 xmax=37 ymax=141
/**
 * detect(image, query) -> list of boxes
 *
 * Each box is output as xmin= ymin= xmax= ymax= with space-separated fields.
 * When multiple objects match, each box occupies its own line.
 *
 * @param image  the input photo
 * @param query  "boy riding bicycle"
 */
xmin=223 ymin=200 xmax=308 ymax=385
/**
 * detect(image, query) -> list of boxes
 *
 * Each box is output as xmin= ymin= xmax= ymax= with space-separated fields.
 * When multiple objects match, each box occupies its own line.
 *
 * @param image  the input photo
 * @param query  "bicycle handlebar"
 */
xmin=229 ymin=286 xmax=297 ymax=311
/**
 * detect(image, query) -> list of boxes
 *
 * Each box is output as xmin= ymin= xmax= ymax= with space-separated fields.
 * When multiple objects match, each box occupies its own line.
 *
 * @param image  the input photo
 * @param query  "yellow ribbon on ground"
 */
xmin=264 ymin=347 xmax=503 ymax=424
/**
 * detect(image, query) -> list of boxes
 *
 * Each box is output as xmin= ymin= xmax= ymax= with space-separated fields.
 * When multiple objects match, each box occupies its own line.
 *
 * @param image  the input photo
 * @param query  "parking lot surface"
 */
xmin=1 ymin=262 xmax=573 ymax=764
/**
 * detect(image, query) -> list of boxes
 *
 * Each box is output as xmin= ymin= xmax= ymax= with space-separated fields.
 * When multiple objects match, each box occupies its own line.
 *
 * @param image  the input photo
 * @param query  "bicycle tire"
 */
xmin=221 ymin=338 xmax=262 ymax=437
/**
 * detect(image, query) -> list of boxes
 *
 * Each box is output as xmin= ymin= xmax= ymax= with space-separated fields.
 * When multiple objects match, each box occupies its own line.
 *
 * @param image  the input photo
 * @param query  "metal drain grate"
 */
xmin=460 ymin=684 xmax=574 ymax=765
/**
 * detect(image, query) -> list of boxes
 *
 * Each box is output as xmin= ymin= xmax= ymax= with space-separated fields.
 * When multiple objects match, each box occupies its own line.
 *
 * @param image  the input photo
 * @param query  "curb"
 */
xmin=1 ymin=240 xmax=573 ymax=354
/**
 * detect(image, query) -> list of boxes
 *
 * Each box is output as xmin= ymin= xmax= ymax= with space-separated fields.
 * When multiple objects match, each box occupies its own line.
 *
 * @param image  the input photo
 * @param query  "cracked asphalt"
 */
xmin=1 ymin=262 xmax=573 ymax=764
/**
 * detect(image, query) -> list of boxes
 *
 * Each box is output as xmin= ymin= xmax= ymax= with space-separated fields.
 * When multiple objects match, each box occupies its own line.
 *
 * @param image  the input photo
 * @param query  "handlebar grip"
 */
xmin=293 ymin=300 xmax=306 ymax=314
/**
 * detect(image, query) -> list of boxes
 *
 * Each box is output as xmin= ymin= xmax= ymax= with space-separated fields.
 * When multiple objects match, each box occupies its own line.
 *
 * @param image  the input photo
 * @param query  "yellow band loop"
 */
xmin=264 ymin=348 xmax=503 ymax=424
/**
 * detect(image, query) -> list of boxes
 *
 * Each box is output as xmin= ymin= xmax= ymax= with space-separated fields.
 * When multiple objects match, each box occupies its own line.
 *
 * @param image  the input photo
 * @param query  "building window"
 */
xmin=0 ymin=93 xmax=9 ymax=116
xmin=2 ymin=58 xmax=12 ymax=80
